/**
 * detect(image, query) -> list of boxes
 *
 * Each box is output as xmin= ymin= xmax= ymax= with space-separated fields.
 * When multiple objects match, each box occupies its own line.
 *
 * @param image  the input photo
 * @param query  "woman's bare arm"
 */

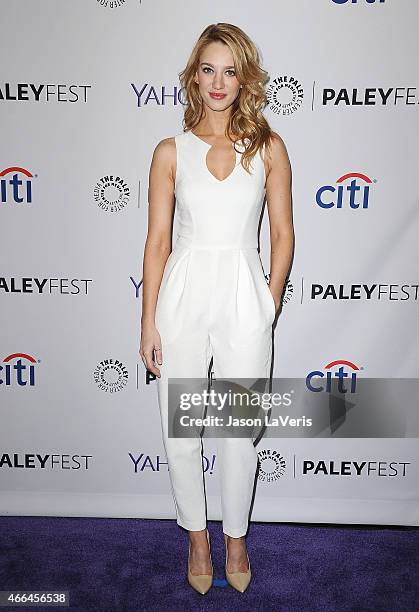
xmin=139 ymin=137 xmax=176 ymax=377
xmin=264 ymin=132 xmax=294 ymax=317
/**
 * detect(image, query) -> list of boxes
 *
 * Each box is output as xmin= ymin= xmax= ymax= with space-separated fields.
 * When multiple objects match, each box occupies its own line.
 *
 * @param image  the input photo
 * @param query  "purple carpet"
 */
xmin=0 ymin=517 xmax=417 ymax=611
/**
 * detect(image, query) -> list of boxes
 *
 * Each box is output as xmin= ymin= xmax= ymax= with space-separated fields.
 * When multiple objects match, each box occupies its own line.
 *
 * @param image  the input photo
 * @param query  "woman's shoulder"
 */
xmin=150 ymin=132 xmax=188 ymax=176
xmin=263 ymin=130 xmax=291 ymax=178
xmin=266 ymin=129 xmax=287 ymax=149
xmin=159 ymin=130 xmax=188 ymax=144
xmin=152 ymin=134 xmax=179 ymax=164
xmin=155 ymin=134 xmax=175 ymax=150
xmin=153 ymin=131 xmax=187 ymax=155
xmin=264 ymin=130 xmax=289 ymax=161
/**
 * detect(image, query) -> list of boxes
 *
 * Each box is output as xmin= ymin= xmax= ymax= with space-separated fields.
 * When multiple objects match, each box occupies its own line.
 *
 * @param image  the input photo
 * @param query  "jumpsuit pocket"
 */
xmin=263 ymin=278 xmax=277 ymax=323
xmin=154 ymin=247 xmax=191 ymax=345
xmin=254 ymin=251 xmax=276 ymax=325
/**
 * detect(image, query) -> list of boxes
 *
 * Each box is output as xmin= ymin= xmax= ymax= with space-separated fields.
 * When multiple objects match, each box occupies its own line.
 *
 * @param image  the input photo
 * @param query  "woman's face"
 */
xmin=194 ymin=41 xmax=241 ymax=111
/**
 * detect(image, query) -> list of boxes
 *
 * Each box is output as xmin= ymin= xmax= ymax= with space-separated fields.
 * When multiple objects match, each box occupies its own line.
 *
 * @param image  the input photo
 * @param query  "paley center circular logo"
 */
xmin=93 ymin=175 xmax=130 ymax=213
xmin=93 ymin=358 xmax=128 ymax=392
xmin=266 ymin=76 xmax=304 ymax=115
xmin=282 ymin=278 xmax=294 ymax=305
xmin=266 ymin=274 xmax=294 ymax=306
xmin=257 ymin=448 xmax=287 ymax=482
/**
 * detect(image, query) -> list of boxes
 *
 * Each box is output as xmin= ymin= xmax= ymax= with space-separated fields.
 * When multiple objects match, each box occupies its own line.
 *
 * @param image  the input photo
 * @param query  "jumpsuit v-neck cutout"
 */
xmin=154 ymin=128 xmax=275 ymax=538
xmin=189 ymin=130 xmax=241 ymax=183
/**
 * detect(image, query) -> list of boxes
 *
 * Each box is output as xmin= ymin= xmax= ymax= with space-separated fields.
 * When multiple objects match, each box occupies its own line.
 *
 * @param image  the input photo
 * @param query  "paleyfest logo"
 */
xmin=0 ymin=82 xmax=91 ymax=103
xmin=0 ymin=353 xmax=39 ymax=387
xmin=0 ymin=167 xmax=35 ymax=205
xmin=309 ymin=282 xmax=419 ymax=302
xmin=316 ymin=172 xmax=376 ymax=209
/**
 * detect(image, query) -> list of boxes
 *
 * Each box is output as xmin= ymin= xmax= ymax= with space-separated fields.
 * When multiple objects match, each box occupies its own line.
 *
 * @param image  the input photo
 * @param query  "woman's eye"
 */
xmin=201 ymin=67 xmax=235 ymax=76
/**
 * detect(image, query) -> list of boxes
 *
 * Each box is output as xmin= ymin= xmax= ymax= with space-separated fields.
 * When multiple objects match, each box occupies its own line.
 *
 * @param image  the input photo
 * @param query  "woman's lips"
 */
xmin=209 ymin=92 xmax=227 ymax=99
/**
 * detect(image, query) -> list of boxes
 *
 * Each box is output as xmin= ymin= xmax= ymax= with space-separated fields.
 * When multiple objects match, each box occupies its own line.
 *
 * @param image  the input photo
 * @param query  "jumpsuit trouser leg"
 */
xmin=155 ymin=247 xmax=275 ymax=537
xmin=209 ymin=331 xmax=273 ymax=537
xmin=156 ymin=332 xmax=213 ymax=533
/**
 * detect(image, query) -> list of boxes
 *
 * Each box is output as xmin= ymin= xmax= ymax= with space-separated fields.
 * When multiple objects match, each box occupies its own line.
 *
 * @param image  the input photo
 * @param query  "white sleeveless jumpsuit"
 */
xmin=155 ymin=129 xmax=276 ymax=537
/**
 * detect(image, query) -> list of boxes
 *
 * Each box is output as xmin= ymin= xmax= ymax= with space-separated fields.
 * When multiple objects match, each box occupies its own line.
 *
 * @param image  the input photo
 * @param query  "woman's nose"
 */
xmin=212 ymin=73 xmax=225 ymax=89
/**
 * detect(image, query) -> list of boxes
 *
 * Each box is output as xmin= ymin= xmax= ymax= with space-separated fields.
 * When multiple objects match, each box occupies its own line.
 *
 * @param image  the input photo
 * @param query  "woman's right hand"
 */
xmin=139 ymin=323 xmax=163 ymax=378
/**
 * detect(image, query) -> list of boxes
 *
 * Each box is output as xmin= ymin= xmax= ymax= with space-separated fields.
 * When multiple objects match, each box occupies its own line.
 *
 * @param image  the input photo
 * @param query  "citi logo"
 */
xmin=316 ymin=172 xmax=375 ymax=209
xmin=0 ymin=167 xmax=34 ymax=204
xmin=306 ymin=359 xmax=361 ymax=393
xmin=0 ymin=353 xmax=39 ymax=386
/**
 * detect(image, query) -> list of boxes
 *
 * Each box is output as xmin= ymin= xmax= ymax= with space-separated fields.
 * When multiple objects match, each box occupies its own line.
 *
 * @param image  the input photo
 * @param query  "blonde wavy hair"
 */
xmin=178 ymin=22 xmax=274 ymax=174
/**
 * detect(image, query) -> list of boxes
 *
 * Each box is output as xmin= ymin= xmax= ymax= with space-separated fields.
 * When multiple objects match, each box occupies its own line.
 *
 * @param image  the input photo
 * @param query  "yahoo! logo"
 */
xmin=316 ymin=172 xmax=375 ymax=209
xmin=131 ymin=83 xmax=186 ymax=107
xmin=0 ymin=353 xmax=39 ymax=386
xmin=129 ymin=453 xmax=217 ymax=474
xmin=306 ymin=359 xmax=361 ymax=393
xmin=0 ymin=167 xmax=34 ymax=204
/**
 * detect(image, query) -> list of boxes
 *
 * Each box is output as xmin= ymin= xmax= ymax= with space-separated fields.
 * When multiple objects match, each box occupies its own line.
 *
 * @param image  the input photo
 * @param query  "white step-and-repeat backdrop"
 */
xmin=1 ymin=0 xmax=418 ymax=525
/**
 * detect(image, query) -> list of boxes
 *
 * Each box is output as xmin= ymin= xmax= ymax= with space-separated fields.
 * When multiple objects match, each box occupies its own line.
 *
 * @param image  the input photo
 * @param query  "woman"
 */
xmin=140 ymin=23 xmax=293 ymax=594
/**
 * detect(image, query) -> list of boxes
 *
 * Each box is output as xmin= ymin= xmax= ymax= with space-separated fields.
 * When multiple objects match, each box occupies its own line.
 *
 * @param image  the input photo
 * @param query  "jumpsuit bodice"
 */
xmin=155 ymin=129 xmax=276 ymax=347
xmin=173 ymin=130 xmax=267 ymax=249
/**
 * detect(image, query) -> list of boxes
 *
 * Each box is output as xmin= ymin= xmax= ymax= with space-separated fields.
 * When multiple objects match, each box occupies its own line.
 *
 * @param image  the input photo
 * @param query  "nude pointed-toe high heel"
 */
xmin=224 ymin=532 xmax=252 ymax=593
xmin=187 ymin=528 xmax=213 ymax=595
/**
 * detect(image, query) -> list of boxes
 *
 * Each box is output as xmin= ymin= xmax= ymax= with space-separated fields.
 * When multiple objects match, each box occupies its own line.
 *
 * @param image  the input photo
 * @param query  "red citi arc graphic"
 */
xmin=306 ymin=359 xmax=361 ymax=393
xmin=0 ymin=167 xmax=34 ymax=204
xmin=0 ymin=353 xmax=38 ymax=386
xmin=0 ymin=167 xmax=34 ymax=178
xmin=336 ymin=172 xmax=372 ymax=184
xmin=324 ymin=359 xmax=360 ymax=371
